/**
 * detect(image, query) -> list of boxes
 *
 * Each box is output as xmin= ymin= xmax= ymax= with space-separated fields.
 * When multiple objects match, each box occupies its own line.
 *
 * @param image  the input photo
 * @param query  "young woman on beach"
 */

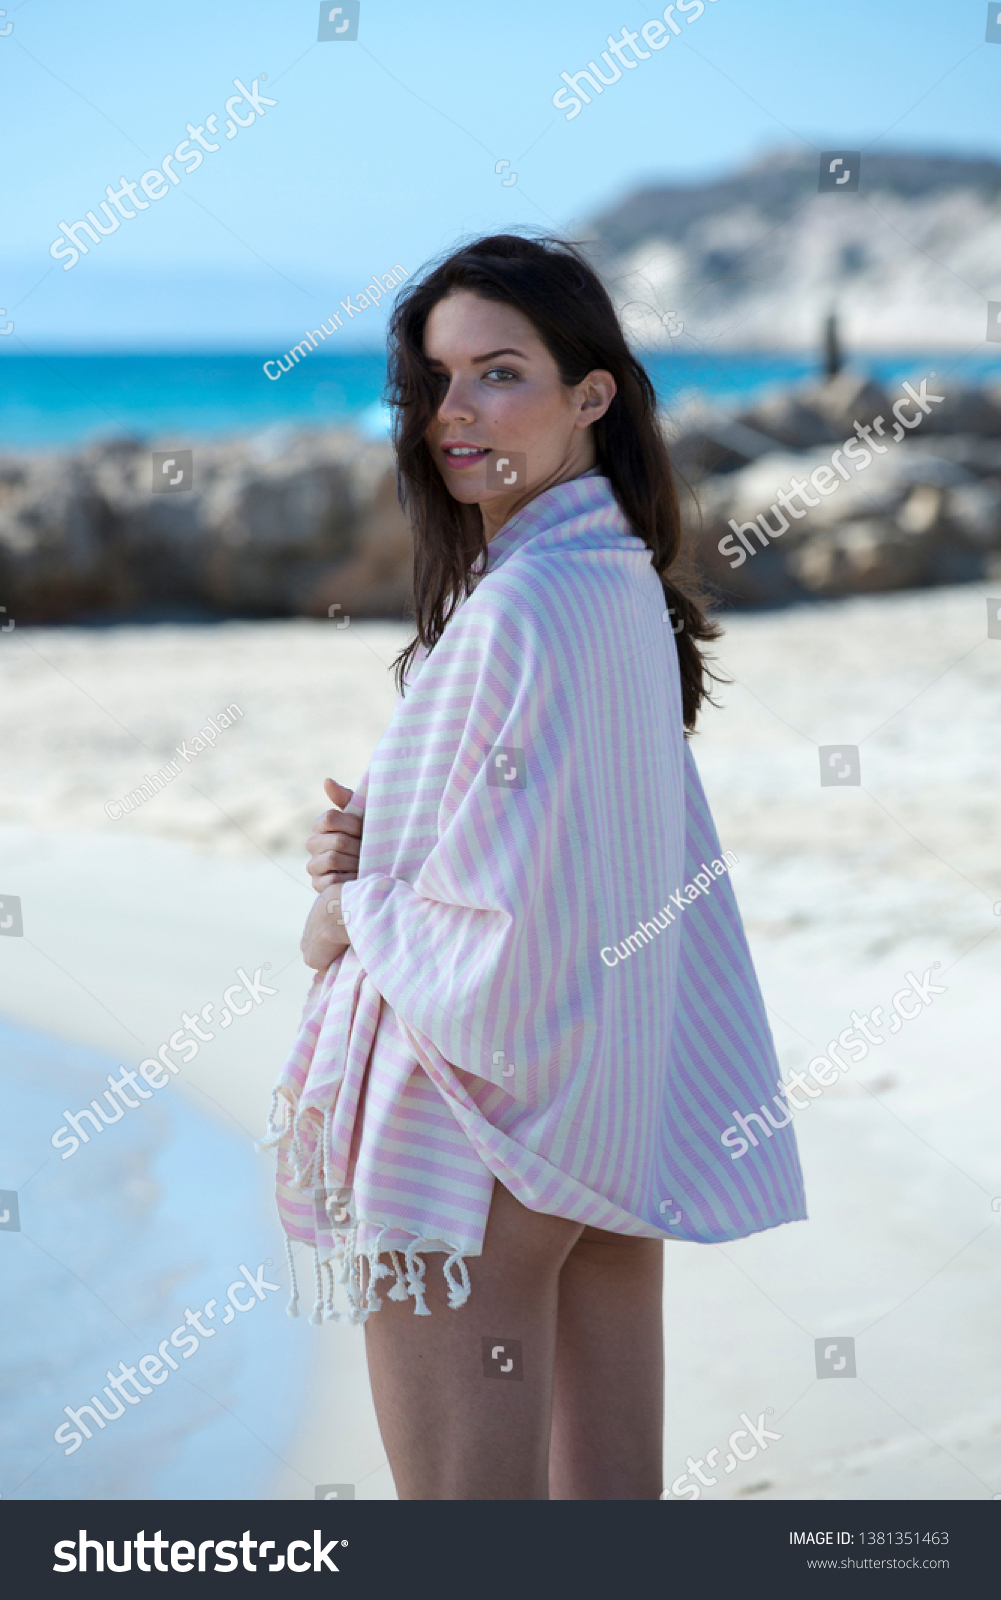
xmin=266 ymin=233 xmax=806 ymax=1501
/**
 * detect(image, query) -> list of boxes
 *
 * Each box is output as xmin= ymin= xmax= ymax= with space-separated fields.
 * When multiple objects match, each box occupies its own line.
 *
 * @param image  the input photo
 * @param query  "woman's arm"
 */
xmin=301 ymin=778 xmax=362 ymax=970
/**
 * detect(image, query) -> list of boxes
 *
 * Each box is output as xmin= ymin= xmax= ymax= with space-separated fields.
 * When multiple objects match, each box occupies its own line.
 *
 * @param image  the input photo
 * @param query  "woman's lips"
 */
xmin=442 ymin=446 xmax=491 ymax=471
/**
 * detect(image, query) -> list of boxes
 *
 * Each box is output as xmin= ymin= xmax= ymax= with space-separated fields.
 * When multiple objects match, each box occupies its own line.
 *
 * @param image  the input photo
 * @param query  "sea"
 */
xmin=0 ymin=1017 xmax=305 ymax=1501
xmin=1 ymin=348 xmax=1000 ymax=449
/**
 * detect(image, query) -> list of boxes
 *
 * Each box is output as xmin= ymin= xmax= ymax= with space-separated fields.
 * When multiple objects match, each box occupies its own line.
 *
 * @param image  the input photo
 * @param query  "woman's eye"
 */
xmin=484 ymin=367 xmax=518 ymax=382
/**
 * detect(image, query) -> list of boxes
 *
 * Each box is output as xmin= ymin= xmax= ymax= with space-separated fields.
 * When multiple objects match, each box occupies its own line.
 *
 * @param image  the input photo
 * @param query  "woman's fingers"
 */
xmin=309 ymin=809 xmax=363 ymax=841
xmin=306 ymin=838 xmax=360 ymax=876
xmin=310 ymin=871 xmax=357 ymax=893
xmin=324 ymin=777 xmax=354 ymax=809
xmin=308 ymin=861 xmax=358 ymax=886
xmin=307 ymin=781 xmax=362 ymax=889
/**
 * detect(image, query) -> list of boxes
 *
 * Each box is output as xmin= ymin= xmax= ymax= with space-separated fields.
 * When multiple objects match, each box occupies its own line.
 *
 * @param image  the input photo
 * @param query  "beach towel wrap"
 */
xmin=263 ymin=472 xmax=806 ymax=1324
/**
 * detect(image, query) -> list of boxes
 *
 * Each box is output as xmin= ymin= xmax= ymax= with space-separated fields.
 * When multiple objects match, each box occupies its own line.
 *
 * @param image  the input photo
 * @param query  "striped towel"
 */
xmin=264 ymin=472 xmax=806 ymax=1323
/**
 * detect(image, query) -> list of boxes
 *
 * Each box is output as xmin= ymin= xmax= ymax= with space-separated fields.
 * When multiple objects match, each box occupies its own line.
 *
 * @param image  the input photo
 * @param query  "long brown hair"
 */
xmin=385 ymin=232 xmax=721 ymax=730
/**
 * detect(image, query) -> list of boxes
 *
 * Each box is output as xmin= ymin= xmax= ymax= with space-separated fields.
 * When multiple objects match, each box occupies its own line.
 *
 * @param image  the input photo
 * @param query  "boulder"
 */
xmin=688 ymin=437 xmax=1001 ymax=603
xmin=733 ymin=369 xmax=891 ymax=449
xmin=0 ymin=428 xmax=408 ymax=623
xmin=0 ymin=454 xmax=119 ymax=621
xmin=787 ymin=520 xmax=932 ymax=595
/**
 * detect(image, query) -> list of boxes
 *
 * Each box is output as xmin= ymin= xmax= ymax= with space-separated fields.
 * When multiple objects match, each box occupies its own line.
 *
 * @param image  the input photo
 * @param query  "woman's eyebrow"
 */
xmin=426 ymin=347 xmax=527 ymax=368
xmin=472 ymin=347 xmax=526 ymax=362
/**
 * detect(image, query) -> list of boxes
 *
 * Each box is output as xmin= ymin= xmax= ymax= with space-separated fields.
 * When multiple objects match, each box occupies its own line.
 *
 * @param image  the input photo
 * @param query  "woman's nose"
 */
xmin=438 ymin=379 xmax=475 ymax=422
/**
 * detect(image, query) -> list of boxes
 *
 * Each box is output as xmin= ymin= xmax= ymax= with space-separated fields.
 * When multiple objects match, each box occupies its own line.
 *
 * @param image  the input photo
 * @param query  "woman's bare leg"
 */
xmin=363 ymin=1180 xmax=584 ymax=1500
xmin=548 ymin=1226 xmax=664 ymax=1500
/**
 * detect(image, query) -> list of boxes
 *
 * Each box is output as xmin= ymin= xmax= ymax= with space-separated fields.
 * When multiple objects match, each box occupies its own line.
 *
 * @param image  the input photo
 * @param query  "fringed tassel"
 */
xmin=284 ymin=1232 xmax=300 ymax=1319
xmin=386 ymin=1250 xmax=410 ymax=1302
xmin=442 ymin=1251 xmax=471 ymax=1311
xmin=352 ymin=1252 xmax=366 ymax=1324
xmin=404 ymin=1240 xmax=431 ymax=1316
xmin=256 ymin=1086 xmax=289 ymax=1151
xmin=289 ymin=1114 xmax=307 ymax=1190
xmin=309 ymin=1249 xmax=325 ymax=1325
xmin=322 ymin=1258 xmax=339 ymax=1322
xmin=365 ymin=1229 xmax=392 ymax=1315
xmin=343 ymin=1229 xmax=366 ymax=1325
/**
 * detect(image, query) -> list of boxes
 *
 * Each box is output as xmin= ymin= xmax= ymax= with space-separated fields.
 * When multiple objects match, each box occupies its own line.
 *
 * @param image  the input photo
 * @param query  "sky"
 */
xmin=1 ymin=0 xmax=999 ymax=348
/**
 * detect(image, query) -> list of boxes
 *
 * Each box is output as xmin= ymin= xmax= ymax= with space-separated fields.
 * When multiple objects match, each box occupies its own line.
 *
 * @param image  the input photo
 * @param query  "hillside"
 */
xmin=585 ymin=149 xmax=1001 ymax=349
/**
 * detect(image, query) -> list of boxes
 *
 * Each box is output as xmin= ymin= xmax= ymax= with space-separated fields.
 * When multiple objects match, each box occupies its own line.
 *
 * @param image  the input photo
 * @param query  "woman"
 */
xmin=265 ymin=233 xmax=806 ymax=1501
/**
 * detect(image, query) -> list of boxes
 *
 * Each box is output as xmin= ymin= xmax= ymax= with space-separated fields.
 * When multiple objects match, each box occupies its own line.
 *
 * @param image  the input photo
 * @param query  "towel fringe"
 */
xmin=256 ymin=1086 xmax=289 ymax=1151
xmin=264 ymin=1098 xmax=471 ymax=1324
xmin=443 ymin=1251 xmax=472 ymax=1310
xmin=309 ymin=1250 xmax=325 ymax=1325
xmin=386 ymin=1249 xmax=410 ymax=1301
xmin=404 ymin=1240 xmax=431 ymax=1316
xmin=322 ymin=1257 xmax=339 ymax=1322
xmin=278 ymin=1228 xmax=471 ymax=1323
xmin=283 ymin=1231 xmax=300 ymax=1319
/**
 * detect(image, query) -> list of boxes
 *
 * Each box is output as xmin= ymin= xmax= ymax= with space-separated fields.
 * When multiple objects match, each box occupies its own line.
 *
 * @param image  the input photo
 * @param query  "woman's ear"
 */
xmin=575 ymin=370 xmax=617 ymax=429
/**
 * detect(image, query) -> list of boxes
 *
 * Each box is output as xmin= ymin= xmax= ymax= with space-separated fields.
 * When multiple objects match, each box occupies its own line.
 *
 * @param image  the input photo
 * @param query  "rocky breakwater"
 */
xmin=672 ymin=369 xmax=1001 ymax=605
xmin=0 ymin=427 xmax=411 ymax=624
xmin=5 ymin=369 xmax=1001 ymax=625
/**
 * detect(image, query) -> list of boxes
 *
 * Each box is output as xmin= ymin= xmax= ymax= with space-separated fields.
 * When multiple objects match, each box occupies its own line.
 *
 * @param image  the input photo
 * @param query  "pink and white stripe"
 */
xmin=265 ymin=472 xmax=806 ymax=1322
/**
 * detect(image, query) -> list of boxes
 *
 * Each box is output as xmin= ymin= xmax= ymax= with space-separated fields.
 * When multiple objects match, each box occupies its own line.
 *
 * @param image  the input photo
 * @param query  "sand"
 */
xmin=2 ymin=583 xmax=999 ymax=1500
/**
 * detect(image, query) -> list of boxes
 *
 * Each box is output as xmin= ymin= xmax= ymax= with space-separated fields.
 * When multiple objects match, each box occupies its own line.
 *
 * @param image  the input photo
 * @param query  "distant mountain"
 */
xmin=584 ymin=149 xmax=1001 ymax=350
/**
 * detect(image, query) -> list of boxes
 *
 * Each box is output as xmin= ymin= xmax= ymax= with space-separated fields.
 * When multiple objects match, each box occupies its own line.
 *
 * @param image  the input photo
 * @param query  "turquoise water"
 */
xmin=0 ymin=1017 xmax=304 ymax=1500
xmin=1 ymin=349 xmax=999 ymax=449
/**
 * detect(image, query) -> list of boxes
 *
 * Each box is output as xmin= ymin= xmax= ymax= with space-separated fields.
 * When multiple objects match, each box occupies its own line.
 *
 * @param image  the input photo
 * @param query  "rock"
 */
xmin=0 ymin=454 xmax=120 ymax=621
xmin=787 ymin=520 xmax=931 ymax=595
xmin=5 ymin=377 xmax=1001 ymax=624
xmin=911 ymin=383 xmax=1001 ymax=437
xmin=734 ymin=369 xmax=891 ymax=450
xmin=0 ymin=428 xmax=408 ymax=623
xmin=914 ymin=433 xmax=1001 ymax=476
xmin=665 ymin=409 xmax=786 ymax=478
xmin=688 ymin=437 xmax=1001 ymax=604
xmin=304 ymin=469 xmax=413 ymax=620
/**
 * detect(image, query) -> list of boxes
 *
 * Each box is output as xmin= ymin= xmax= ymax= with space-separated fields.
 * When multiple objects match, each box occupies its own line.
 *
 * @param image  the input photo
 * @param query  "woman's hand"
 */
xmin=307 ymin=778 xmax=362 ymax=892
xmin=301 ymin=882 xmax=352 ymax=972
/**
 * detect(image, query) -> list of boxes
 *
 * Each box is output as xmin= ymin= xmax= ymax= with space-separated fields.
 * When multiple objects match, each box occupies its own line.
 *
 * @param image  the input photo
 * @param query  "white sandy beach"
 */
xmin=2 ymin=585 xmax=1000 ymax=1500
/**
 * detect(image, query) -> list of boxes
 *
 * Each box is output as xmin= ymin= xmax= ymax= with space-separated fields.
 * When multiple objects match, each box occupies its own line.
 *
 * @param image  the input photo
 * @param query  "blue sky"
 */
xmin=1 ymin=0 xmax=999 ymax=348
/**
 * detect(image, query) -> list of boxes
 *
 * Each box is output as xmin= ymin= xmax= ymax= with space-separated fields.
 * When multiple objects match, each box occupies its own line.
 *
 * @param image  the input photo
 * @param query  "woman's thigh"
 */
xmin=549 ymin=1224 xmax=665 ymax=1500
xmin=363 ymin=1179 xmax=584 ymax=1500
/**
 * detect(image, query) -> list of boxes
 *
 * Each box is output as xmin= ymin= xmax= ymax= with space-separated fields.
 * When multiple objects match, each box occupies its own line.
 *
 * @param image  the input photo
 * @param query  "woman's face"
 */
xmin=423 ymin=289 xmax=616 ymax=539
